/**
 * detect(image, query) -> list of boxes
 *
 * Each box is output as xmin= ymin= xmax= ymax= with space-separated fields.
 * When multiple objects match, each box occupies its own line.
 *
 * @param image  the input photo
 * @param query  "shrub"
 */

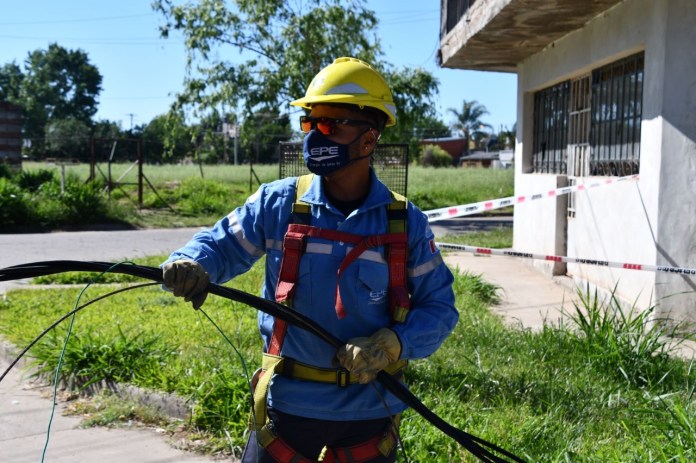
xmin=0 ymin=178 xmax=30 ymax=228
xmin=174 ymin=177 xmax=241 ymax=216
xmin=0 ymin=163 xmax=14 ymax=180
xmin=419 ymin=144 xmax=453 ymax=168
xmin=16 ymin=168 xmax=56 ymax=192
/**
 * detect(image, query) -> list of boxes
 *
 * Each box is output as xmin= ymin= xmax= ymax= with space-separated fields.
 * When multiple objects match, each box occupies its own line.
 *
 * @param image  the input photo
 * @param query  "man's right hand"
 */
xmin=162 ymin=259 xmax=209 ymax=309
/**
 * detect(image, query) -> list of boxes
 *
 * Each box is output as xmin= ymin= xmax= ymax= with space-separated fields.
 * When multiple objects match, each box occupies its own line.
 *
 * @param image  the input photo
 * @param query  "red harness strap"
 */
xmin=263 ymin=427 xmax=396 ymax=463
xmin=334 ymin=232 xmax=408 ymax=319
xmin=264 ymin=435 xmax=314 ymax=463
xmin=321 ymin=431 xmax=397 ymax=463
xmin=275 ymin=223 xmax=408 ymax=320
xmin=272 ymin=224 xmax=363 ymax=354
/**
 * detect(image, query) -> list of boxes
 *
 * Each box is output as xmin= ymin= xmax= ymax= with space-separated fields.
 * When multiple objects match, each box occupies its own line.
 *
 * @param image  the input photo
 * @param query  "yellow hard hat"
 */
xmin=290 ymin=57 xmax=397 ymax=127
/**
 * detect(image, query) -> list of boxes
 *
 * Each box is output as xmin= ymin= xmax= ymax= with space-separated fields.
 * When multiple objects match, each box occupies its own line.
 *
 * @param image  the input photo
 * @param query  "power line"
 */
xmin=0 ymin=35 xmax=182 ymax=46
xmin=0 ymin=13 xmax=155 ymax=26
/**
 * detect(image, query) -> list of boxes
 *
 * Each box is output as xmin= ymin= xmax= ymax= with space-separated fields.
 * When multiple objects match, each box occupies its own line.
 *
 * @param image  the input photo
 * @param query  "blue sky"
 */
xmin=0 ymin=0 xmax=517 ymax=133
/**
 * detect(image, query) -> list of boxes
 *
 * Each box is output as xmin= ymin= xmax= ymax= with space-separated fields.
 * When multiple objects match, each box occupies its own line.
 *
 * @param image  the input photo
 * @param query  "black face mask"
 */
xmin=302 ymin=129 xmax=371 ymax=176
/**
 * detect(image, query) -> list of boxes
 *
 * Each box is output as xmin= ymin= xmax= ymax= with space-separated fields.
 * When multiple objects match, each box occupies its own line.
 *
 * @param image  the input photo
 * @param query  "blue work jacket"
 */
xmin=167 ymin=170 xmax=459 ymax=420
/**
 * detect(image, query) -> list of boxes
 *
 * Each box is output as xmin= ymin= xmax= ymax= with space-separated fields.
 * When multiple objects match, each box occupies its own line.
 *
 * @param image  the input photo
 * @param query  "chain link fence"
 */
xmin=278 ymin=143 xmax=409 ymax=196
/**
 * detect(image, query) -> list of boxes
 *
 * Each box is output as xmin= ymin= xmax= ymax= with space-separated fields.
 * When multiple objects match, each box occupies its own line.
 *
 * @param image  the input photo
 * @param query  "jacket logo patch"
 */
xmin=369 ymin=289 xmax=387 ymax=304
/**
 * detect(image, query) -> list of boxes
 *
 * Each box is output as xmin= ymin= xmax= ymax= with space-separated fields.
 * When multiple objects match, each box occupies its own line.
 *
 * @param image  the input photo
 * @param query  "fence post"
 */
xmin=138 ymin=139 xmax=143 ymax=208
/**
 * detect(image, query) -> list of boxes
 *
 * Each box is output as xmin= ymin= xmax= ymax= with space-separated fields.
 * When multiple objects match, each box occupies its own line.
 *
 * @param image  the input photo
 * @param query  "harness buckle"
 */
xmin=283 ymin=231 xmax=306 ymax=252
xmin=336 ymin=368 xmax=351 ymax=387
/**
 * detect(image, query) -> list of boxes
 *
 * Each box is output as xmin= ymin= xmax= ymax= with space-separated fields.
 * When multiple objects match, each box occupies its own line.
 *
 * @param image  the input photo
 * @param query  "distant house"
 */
xmin=419 ymin=137 xmax=469 ymax=163
xmin=459 ymin=151 xmax=497 ymax=168
xmin=440 ymin=0 xmax=696 ymax=323
xmin=0 ymin=102 xmax=22 ymax=169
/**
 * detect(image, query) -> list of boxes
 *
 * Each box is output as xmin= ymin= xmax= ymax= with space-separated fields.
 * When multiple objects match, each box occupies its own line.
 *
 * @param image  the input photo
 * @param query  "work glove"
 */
xmin=336 ymin=328 xmax=402 ymax=384
xmin=162 ymin=259 xmax=209 ymax=309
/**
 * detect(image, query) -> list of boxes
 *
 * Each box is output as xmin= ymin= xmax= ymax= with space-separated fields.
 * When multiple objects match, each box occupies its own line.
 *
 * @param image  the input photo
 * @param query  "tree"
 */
xmin=16 ymin=43 xmax=102 ymax=145
xmin=240 ymin=108 xmax=293 ymax=164
xmin=417 ymin=116 xmax=451 ymax=140
xmin=153 ymin=0 xmax=439 ymax=153
xmin=0 ymin=62 xmax=24 ymax=102
xmin=142 ymin=112 xmax=195 ymax=163
xmin=379 ymin=66 xmax=441 ymax=160
xmin=496 ymin=122 xmax=517 ymax=150
xmin=447 ymin=100 xmax=492 ymax=160
xmin=44 ymin=118 xmax=91 ymax=161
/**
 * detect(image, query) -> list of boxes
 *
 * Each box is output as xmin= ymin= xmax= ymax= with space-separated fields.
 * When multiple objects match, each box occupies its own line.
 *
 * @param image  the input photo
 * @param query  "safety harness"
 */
xmin=250 ymin=174 xmax=411 ymax=462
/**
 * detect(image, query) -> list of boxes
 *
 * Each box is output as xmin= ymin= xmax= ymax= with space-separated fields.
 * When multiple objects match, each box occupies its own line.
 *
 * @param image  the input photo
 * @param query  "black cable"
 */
xmin=0 ymin=261 xmax=526 ymax=463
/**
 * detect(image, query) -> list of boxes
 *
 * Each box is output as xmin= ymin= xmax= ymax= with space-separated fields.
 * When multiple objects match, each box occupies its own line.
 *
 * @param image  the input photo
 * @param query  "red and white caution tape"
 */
xmin=436 ymin=242 xmax=696 ymax=276
xmin=424 ymin=174 xmax=639 ymax=222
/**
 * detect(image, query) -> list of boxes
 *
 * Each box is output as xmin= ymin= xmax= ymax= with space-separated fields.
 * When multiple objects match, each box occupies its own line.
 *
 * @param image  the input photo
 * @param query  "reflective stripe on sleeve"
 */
xmin=227 ymin=211 xmax=265 ymax=257
xmin=408 ymin=253 xmax=444 ymax=278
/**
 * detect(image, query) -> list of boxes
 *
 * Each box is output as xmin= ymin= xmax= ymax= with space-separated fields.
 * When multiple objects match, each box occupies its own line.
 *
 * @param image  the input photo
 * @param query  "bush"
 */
xmin=16 ymin=168 xmax=56 ymax=192
xmin=419 ymin=144 xmax=453 ymax=167
xmin=0 ymin=164 xmax=14 ymax=180
xmin=0 ymin=169 xmax=123 ymax=231
xmin=174 ymin=177 xmax=242 ymax=216
xmin=0 ymin=178 xmax=30 ymax=228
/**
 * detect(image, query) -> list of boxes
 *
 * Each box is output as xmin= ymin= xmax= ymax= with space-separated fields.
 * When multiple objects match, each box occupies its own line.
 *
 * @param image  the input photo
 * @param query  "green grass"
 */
xmin=1 ymin=249 xmax=694 ymax=461
xmin=437 ymin=226 xmax=513 ymax=249
xmin=20 ymin=162 xmax=514 ymax=229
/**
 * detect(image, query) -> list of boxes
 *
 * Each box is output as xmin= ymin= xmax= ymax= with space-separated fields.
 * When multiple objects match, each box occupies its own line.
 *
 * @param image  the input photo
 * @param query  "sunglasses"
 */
xmin=299 ymin=116 xmax=373 ymax=135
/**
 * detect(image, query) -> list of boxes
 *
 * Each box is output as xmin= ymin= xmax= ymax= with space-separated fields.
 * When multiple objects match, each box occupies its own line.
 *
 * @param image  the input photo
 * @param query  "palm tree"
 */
xmin=447 ymin=100 xmax=492 ymax=161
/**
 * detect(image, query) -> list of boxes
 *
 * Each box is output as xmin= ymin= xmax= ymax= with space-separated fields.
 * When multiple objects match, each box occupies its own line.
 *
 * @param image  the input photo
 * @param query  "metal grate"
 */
xmin=532 ymin=81 xmax=570 ymax=174
xmin=567 ymin=75 xmax=592 ymax=218
xmin=532 ymin=52 xmax=644 ymax=177
xmin=278 ymin=143 xmax=409 ymax=197
xmin=590 ymin=53 xmax=643 ymax=176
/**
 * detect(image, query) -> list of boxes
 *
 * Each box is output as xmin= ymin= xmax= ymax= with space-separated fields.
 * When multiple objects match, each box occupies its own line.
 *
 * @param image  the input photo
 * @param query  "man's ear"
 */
xmin=363 ymin=129 xmax=380 ymax=150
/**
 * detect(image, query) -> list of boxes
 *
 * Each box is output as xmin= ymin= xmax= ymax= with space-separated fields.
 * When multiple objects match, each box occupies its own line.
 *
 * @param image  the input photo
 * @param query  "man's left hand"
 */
xmin=336 ymin=328 xmax=402 ymax=384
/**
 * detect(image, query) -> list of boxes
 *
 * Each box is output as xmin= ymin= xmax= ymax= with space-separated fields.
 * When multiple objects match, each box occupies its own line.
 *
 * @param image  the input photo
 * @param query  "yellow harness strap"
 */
xmin=262 ymin=353 xmax=407 ymax=386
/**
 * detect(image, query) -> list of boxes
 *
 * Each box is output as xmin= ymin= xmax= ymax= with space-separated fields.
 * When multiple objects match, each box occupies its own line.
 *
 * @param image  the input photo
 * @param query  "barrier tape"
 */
xmin=436 ymin=242 xmax=696 ymax=276
xmin=424 ymin=174 xmax=639 ymax=222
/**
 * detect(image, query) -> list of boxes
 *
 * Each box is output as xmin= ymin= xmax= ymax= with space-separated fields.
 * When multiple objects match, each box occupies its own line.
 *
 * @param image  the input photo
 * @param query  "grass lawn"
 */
xmin=1 ymin=237 xmax=694 ymax=462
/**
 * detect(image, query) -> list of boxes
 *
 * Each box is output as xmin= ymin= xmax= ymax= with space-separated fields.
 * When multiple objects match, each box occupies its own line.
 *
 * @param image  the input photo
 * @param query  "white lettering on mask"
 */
xmin=310 ymin=146 xmax=339 ymax=160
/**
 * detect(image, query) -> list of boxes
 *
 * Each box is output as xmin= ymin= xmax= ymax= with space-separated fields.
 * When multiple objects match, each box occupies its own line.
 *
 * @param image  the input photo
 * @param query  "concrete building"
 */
xmin=440 ymin=0 xmax=696 ymax=323
xmin=0 ymin=102 xmax=22 ymax=170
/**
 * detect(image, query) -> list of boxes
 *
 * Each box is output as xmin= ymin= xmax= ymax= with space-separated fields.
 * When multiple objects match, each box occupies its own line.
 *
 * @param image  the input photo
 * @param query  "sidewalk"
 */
xmin=0 ymin=352 xmax=220 ymax=463
xmin=442 ymin=251 xmax=576 ymax=330
xmin=442 ymin=250 xmax=696 ymax=358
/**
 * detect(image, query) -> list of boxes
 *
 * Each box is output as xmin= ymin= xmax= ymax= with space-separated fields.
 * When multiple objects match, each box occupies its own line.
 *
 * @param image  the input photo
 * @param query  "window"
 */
xmin=590 ymin=53 xmax=643 ymax=176
xmin=531 ymin=52 xmax=644 ymax=176
xmin=532 ymin=81 xmax=569 ymax=174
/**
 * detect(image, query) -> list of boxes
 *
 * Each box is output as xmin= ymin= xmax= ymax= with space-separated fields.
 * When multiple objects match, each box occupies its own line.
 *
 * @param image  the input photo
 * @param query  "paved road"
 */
xmin=0 ymin=227 xmax=204 ymax=295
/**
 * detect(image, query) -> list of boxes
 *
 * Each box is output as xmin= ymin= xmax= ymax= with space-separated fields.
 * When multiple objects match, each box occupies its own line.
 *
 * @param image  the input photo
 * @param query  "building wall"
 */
xmin=0 ymin=102 xmax=22 ymax=169
xmin=514 ymin=0 xmax=696 ymax=322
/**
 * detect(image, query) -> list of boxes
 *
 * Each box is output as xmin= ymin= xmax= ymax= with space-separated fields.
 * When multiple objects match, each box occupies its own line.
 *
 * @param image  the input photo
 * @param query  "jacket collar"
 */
xmin=299 ymin=169 xmax=394 ymax=213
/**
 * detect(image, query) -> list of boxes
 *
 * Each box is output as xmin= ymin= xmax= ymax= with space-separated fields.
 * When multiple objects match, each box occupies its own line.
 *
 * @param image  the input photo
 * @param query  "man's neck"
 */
xmin=322 ymin=161 xmax=371 ymax=202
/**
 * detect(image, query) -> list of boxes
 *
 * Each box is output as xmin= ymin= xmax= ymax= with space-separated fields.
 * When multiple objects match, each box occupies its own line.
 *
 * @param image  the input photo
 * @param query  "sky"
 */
xmin=0 ymin=0 xmax=517 ymax=134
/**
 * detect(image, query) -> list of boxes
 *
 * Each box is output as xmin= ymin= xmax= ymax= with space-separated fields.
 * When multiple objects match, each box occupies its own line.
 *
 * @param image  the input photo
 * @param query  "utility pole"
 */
xmin=126 ymin=113 xmax=135 ymax=130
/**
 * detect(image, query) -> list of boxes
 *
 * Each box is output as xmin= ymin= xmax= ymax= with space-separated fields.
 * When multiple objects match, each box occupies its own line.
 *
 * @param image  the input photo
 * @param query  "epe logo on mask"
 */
xmin=310 ymin=146 xmax=339 ymax=160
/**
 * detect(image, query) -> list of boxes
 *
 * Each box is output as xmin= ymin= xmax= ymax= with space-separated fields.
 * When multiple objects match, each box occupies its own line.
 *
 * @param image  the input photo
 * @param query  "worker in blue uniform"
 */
xmin=163 ymin=57 xmax=459 ymax=463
